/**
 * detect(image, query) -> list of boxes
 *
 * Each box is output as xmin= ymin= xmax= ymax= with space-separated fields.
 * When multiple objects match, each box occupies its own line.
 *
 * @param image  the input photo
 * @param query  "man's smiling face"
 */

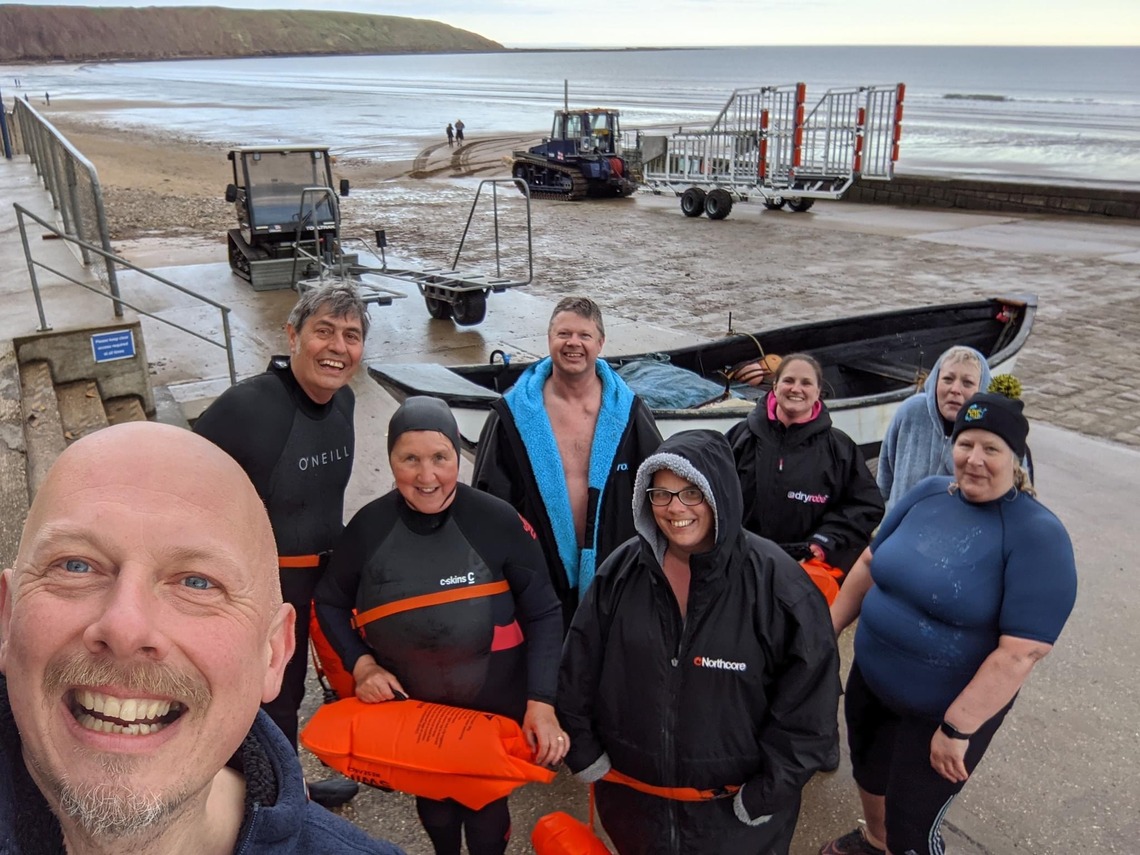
xmin=287 ymin=305 xmax=364 ymax=404
xmin=0 ymin=424 xmax=291 ymax=841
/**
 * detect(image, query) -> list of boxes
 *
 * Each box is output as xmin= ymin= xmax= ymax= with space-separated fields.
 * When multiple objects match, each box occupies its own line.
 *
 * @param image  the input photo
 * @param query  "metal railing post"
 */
xmin=15 ymin=208 xmax=52 ymax=331
xmin=220 ymin=308 xmax=237 ymax=386
xmin=65 ymin=158 xmax=92 ymax=265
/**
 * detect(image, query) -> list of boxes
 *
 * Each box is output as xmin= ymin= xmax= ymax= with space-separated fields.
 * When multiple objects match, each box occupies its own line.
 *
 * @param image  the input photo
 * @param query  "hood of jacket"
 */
xmin=921 ymin=346 xmax=994 ymax=430
xmin=631 ymin=429 xmax=743 ymax=571
xmin=744 ymin=392 xmax=833 ymax=448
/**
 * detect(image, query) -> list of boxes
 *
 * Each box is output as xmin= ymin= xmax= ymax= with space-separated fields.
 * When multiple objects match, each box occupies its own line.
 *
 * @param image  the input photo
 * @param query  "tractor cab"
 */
xmin=545 ymin=109 xmax=622 ymax=158
xmin=224 ymin=146 xmax=355 ymax=290
xmin=225 ymin=146 xmax=348 ymax=250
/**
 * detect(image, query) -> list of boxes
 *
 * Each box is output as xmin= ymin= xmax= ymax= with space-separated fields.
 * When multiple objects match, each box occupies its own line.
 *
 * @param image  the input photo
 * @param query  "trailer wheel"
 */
xmin=763 ymin=198 xmax=784 ymax=211
xmin=705 ymin=189 xmax=733 ymax=220
xmin=424 ymin=295 xmax=453 ymax=320
xmin=680 ymin=187 xmax=706 ymax=217
xmin=786 ymin=197 xmax=815 ymax=213
xmin=453 ymin=292 xmax=488 ymax=326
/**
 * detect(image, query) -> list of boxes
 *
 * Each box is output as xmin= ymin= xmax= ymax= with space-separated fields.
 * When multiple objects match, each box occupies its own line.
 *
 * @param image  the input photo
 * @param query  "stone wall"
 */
xmin=843 ymin=174 xmax=1140 ymax=219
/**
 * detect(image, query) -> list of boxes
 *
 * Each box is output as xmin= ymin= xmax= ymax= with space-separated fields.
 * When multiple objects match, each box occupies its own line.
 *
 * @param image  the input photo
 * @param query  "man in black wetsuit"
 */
xmin=194 ymin=282 xmax=367 ymax=808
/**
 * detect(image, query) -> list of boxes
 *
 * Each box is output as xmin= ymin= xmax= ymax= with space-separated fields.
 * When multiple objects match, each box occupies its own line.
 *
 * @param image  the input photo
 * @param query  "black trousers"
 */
xmin=262 ymin=567 xmax=322 ymax=750
xmin=415 ymin=795 xmax=510 ymax=855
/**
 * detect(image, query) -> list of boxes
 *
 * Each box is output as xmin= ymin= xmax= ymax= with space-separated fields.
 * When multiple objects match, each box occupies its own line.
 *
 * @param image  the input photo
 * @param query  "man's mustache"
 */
xmin=43 ymin=652 xmax=211 ymax=710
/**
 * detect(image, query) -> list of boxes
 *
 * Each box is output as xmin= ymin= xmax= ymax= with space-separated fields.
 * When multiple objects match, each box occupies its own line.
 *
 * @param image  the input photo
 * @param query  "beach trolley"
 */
xmin=635 ymin=82 xmax=905 ymax=219
xmin=369 ymin=178 xmax=534 ymax=327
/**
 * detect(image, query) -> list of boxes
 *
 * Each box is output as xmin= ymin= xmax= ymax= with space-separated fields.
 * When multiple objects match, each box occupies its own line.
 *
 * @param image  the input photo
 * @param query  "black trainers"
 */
xmin=307 ymin=777 xmax=359 ymax=809
xmin=819 ymin=827 xmax=886 ymax=855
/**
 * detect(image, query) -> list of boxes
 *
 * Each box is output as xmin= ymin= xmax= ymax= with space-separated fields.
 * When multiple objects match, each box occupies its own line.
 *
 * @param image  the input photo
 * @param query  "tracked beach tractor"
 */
xmin=511 ymin=108 xmax=637 ymax=200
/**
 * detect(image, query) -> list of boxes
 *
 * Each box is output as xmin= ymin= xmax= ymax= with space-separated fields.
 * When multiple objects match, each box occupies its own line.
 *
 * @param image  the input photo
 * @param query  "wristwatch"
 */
xmin=939 ymin=720 xmax=975 ymax=740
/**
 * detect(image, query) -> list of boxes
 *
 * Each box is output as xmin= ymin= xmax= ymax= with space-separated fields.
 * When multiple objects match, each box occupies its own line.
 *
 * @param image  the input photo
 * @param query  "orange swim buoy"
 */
xmin=531 ymin=811 xmax=613 ymax=855
xmin=799 ymin=557 xmax=843 ymax=605
xmin=308 ymin=604 xmax=356 ymax=701
xmin=300 ymin=698 xmax=556 ymax=810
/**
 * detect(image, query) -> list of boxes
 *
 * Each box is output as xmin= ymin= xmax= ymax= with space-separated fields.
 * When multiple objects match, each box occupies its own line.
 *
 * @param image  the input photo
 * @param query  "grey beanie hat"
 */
xmin=387 ymin=396 xmax=461 ymax=456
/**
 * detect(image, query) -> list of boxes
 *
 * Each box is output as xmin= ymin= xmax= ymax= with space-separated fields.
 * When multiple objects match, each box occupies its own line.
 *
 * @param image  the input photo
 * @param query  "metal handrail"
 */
xmin=10 ymin=99 xmax=122 ymax=312
xmin=15 ymin=203 xmax=238 ymax=386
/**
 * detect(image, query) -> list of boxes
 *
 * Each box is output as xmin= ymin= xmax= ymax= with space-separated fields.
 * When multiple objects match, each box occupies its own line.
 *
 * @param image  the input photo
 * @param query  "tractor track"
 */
xmin=409 ymin=136 xmax=537 ymax=179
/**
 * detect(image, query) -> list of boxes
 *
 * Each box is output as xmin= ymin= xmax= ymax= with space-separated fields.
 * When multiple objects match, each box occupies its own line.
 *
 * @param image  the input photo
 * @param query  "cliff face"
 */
xmin=0 ymin=5 xmax=504 ymax=62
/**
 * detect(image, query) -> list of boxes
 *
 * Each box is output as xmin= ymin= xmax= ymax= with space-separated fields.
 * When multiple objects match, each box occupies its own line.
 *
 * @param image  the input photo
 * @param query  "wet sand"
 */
xmin=40 ymin=104 xmax=1140 ymax=454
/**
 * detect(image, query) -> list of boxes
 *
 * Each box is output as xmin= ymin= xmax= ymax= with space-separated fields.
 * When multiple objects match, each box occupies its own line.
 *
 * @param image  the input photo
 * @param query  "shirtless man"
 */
xmin=473 ymin=297 xmax=661 ymax=629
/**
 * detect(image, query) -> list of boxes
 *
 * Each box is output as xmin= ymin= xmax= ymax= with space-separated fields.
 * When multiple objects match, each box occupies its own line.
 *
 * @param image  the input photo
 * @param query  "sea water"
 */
xmin=6 ymin=45 xmax=1140 ymax=184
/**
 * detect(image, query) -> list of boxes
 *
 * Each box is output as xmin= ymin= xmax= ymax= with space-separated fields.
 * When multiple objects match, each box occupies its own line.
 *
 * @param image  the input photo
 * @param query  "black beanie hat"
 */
xmin=951 ymin=392 xmax=1028 ymax=458
xmin=387 ymin=396 xmax=461 ymax=456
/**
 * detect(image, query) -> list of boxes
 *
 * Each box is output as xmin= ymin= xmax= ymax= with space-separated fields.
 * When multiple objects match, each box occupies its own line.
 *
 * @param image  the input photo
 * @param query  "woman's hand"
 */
xmin=523 ymin=700 xmax=569 ymax=767
xmin=930 ymin=728 xmax=970 ymax=783
xmin=352 ymin=655 xmax=408 ymax=704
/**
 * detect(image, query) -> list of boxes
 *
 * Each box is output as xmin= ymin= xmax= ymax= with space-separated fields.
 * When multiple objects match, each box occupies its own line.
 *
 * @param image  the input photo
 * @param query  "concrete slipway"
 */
xmin=2 ymin=152 xmax=1138 ymax=854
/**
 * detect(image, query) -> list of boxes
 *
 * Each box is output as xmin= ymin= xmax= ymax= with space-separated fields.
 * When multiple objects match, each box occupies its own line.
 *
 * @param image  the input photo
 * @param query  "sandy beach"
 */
xmin=35 ymin=102 xmax=1140 ymax=452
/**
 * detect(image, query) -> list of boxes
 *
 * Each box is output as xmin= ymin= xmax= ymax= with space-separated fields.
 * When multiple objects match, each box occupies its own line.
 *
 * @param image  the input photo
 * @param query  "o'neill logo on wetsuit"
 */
xmin=296 ymin=445 xmax=351 ymax=471
xmin=692 ymin=655 xmax=747 ymax=672
xmin=440 ymin=572 xmax=476 ymax=587
xmin=787 ymin=490 xmax=829 ymax=504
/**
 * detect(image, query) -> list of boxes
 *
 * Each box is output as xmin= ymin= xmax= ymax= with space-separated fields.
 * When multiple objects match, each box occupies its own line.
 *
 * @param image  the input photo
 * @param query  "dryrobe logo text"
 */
xmin=692 ymin=655 xmax=748 ymax=672
xmin=787 ymin=490 xmax=829 ymax=504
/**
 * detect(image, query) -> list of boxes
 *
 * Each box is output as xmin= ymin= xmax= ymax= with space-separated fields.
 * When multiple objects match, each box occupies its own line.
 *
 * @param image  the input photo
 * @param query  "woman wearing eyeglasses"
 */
xmin=557 ymin=429 xmax=840 ymax=855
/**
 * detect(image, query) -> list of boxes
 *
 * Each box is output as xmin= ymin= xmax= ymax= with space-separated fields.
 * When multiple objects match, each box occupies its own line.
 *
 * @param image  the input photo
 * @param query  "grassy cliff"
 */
xmin=0 ymin=4 xmax=504 ymax=62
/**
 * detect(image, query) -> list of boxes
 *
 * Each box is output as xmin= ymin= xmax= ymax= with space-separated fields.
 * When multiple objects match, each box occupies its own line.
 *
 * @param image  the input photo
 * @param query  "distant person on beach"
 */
xmin=43 ymin=92 xmax=49 ymax=106
xmin=0 ymin=423 xmax=405 ymax=855
xmin=876 ymin=345 xmax=992 ymax=512
xmin=193 ymin=282 xmax=368 ymax=809
xmin=455 ymin=119 xmax=465 ymax=142
xmin=446 ymin=123 xmax=454 ymax=146
xmin=472 ymin=296 xmax=662 ymax=630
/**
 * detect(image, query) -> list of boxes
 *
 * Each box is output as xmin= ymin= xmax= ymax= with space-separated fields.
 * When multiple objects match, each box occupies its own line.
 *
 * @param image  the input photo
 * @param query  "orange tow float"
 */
xmin=300 ymin=697 xmax=556 ymax=810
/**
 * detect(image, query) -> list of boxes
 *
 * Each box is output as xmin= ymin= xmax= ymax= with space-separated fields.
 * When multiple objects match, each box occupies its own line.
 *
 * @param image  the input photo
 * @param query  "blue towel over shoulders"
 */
xmin=504 ymin=357 xmax=634 ymax=597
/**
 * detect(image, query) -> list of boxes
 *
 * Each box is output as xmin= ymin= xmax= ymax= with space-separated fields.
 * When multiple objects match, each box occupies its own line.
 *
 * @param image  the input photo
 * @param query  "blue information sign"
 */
xmin=90 ymin=329 xmax=137 ymax=364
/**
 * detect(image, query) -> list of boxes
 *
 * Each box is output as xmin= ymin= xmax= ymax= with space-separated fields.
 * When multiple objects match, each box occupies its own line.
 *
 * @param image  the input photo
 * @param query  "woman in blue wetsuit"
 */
xmin=315 ymin=397 xmax=566 ymax=855
xmin=819 ymin=392 xmax=1077 ymax=855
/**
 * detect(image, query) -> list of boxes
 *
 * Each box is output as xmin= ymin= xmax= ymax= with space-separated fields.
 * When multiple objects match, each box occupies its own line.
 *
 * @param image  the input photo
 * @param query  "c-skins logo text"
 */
xmin=692 ymin=655 xmax=747 ymax=672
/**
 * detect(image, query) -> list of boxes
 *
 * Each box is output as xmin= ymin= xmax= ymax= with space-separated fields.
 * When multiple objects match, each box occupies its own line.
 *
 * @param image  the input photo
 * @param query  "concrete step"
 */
xmin=104 ymin=395 xmax=148 ymax=426
xmin=18 ymin=359 xmax=66 ymax=500
xmin=56 ymin=379 xmax=110 ymax=443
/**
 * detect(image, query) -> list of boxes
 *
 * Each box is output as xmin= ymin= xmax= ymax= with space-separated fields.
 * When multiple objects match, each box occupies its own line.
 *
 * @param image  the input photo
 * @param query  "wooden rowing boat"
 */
xmin=368 ymin=295 xmax=1037 ymax=456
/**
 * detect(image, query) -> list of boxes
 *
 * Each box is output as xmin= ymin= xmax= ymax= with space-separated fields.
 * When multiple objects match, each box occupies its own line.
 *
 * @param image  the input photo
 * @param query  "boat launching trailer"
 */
xmin=632 ymin=82 xmax=905 ymax=219
xmin=224 ymin=146 xmax=532 ymax=326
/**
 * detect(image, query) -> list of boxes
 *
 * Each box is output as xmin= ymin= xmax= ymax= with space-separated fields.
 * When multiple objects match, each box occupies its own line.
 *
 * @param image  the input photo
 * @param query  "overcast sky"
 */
xmin=10 ymin=0 xmax=1138 ymax=47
